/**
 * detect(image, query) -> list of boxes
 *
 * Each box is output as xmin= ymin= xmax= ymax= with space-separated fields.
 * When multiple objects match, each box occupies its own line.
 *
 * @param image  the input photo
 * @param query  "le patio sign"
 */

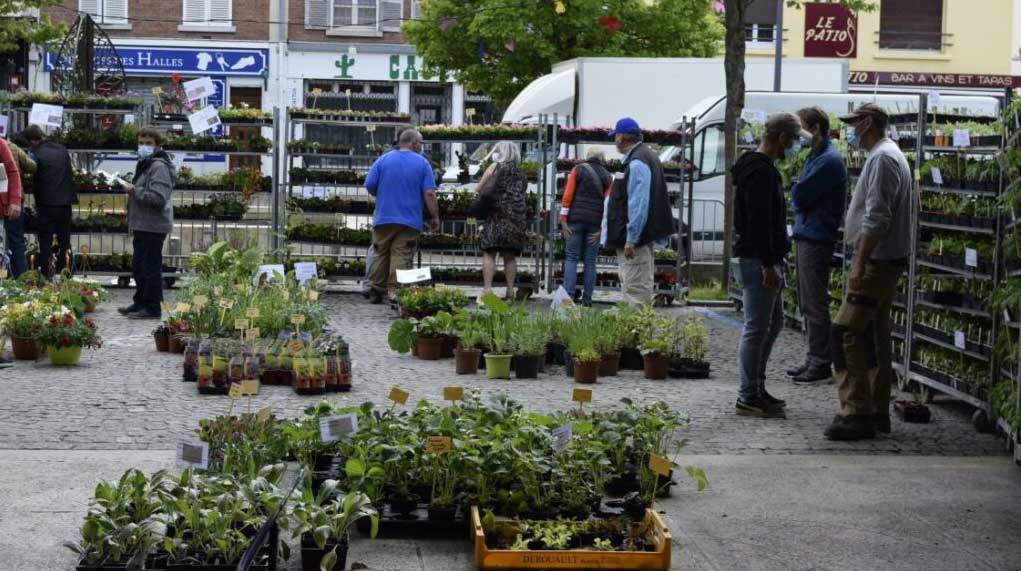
xmin=804 ymin=2 xmax=858 ymax=58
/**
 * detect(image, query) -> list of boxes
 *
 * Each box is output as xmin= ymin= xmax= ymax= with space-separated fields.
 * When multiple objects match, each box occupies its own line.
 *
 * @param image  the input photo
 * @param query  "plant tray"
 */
xmin=354 ymin=502 xmax=469 ymax=538
xmin=294 ymin=386 xmax=327 ymax=395
xmin=197 ymin=385 xmax=230 ymax=395
xmin=471 ymin=506 xmax=671 ymax=570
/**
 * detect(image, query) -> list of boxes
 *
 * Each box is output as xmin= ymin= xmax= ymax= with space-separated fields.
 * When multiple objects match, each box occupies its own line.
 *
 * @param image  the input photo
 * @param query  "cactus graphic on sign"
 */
xmin=335 ymin=55 xmax=356 ymax=79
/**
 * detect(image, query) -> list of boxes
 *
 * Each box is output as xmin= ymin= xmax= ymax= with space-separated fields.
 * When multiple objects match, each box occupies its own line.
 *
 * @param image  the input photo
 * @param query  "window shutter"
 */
xmin=103 ymin=0 xmax=128 ymax=23
xmin=209 ymin=0 xmax=231 ymax=24
xmin=380 ymin=0 xmax=402 ymax=31
xmin=183 ymin=0 xmax=208 ymax=24
xmin=79 ymin=0 xmax=100 ymax=17
xmin=410 ymin=0 xmax=419 ymax=19
xmin=305 ymin=0 xmax=330 ymax=29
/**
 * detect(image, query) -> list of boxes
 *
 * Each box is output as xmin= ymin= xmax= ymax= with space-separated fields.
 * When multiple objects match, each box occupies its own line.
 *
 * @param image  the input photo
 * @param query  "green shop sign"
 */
xmin=332 ymin=54 xmax=449 ymax=82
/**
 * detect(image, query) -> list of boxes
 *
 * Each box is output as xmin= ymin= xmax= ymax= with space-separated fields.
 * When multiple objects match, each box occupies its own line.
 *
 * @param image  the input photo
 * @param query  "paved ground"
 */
xmin=0 ymin=289 xmax=1008 ymax=456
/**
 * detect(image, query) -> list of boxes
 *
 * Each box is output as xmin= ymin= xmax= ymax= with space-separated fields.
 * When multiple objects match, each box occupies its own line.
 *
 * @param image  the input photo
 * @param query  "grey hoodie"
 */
xmin=128 ymin=151 xmax=176 ymax=234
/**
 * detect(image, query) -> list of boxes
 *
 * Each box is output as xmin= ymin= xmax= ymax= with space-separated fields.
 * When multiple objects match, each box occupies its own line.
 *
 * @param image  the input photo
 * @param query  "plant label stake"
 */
xmin=176 ymin=439 xmax=209 ymax=470
xmin=161 ymin=302 xmax=170 ymax=315
xmin=247 ymin=328 xmax=260 ymax=342
xmin=954 ymin=330 xmax=966 ymax=350
xmin=552 ymin=424 xmax=572 ymax=453
xmin=319 ymin=413 xmax=358 ymax=443
xmin=256 ymin=406 xmax=272 ymax=423
xmin=193 ymin=295 xmax=209 ymax=308
xmin=443 ymin=386 xmax=464 ymax=404
xmin=229 ymin=382 xmax=243 ymax=400
xmin=388 ymin=387 xmax=410 ymax=406
xmin=175 ymin=302 xmax=191 ymax=313
xmin=246 ymin=307 xmax=260 ymax=319
xmin=291 ymin=314 xmax=305 ymax=335
xmin=235 ymin=318 xmax=249 ymax=331
xmin=572 ymin=388 xmax=592 ymax=412
xmin=649 ymin=454 xmax=672 ymax=478
xmin=308 ymin=290 xmax=319 ymax=301
xmin=965 ymin=248 xmax=978 ymax=268
xmin=425 ymin=436 xmax=452 ymax=455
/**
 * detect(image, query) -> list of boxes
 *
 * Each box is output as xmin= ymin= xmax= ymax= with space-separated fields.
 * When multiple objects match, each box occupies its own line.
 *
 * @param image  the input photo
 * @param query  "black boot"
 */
xmin=824 ymin=415 xmax=876 ymax=441
xmin=786 ymin=362 xmax=809 ymax=377
xmin=793 ymin=364 xmax=833 ymax=384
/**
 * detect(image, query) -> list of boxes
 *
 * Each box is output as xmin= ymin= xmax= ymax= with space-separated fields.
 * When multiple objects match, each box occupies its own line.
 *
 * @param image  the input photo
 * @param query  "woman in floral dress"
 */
xmin=477 ymin=141 xmax=529 ymax=299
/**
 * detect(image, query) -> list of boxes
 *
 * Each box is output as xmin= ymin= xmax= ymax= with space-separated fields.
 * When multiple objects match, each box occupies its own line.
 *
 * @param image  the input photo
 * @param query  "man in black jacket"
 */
xmin=731 ymin=112 xmax=803 ymax=418
xmin=22 ymin=125 xmax=76 ymax=275
xmin=602 ymin=117 xmax=673 ymax=304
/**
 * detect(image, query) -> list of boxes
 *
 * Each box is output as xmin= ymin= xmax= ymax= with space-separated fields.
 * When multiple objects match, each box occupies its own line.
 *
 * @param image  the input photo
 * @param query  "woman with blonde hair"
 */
xmin=476 ymin=141 xmax=529 ymax=299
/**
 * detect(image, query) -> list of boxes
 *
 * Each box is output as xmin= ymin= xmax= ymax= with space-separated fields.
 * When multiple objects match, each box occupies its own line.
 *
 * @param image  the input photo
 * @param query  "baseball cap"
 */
xmin=838 ymin=103 xmax=889 ymax=125
xmin=608 ymin=117 xmax=642 ymax=137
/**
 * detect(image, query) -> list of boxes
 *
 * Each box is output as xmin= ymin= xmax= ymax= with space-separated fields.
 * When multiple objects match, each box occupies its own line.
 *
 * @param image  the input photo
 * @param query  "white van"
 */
xmin=664 ymin=91 xmax=1001 ymax=259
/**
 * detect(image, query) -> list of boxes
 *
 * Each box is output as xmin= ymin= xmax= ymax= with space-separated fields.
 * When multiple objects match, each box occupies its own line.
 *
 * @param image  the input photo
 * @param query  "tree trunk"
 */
xmin=721 ymin=0 xmax=750 ymax=287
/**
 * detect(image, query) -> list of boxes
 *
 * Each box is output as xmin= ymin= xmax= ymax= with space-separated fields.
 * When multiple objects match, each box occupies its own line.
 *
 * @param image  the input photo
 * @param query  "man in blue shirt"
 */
xmin=787 ymin=107 xmax=848 ymax=384
xmin=364 ymin=129 xmax=439 ymax=303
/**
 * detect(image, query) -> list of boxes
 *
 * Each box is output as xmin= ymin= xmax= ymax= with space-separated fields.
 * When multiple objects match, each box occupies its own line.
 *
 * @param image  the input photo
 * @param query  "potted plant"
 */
xmin=511 ymin=321 xmax=547 ymax=379
xmin=153 ymin=324 xmax=171 ymax=352
xmin=1 ymin=301 xmax=44 ymax=360
xmin=670 ymin=315 xmax=711 ymax=378
xmin=291 ymin=481 xmax=379 ymax=571
xmin=595 ymin=312 xmax=626 ymax=377
xmin=428 ymin=451 xmax=460 ymax=521
xmin=562 ymin=309 xmax=603 ymax=383
xmin=36 ymin=309 xmax=102 ymax=366
xmin=454 ymin=319 xmax=484 ymax=375
xmin=639 ymin=317 xmax=675 ymax=380
xmin=414 ymin=313 xmax=449 ymax=361
xmin=479 ymin=294 xmax=514 ymax=379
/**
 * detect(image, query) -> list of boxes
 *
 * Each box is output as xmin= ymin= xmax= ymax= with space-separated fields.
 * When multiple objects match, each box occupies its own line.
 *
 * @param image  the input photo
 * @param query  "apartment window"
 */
xmin=181 ymin=0 xmax=233 ymax=30
xmin=744 ymin=0 xmax=777 ymax=44
xmin=305 ymin=0 xmax=402 ymax=32
xmin=78 ymin=0 xmax=128 ymax=25
xmin=879 ymin=0 xmax=944 ymax=51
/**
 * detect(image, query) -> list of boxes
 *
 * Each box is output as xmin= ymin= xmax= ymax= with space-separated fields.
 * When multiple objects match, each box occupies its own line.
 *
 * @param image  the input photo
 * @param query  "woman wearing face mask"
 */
xmin=118 ymin=128 xmax=176 ymax=319
xmin=730 ymin=112 xmax=802 ymax=419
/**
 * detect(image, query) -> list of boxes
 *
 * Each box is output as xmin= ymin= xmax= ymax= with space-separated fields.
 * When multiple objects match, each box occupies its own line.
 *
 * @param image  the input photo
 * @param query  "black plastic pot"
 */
xmin=548 ymin=342 xmax=567 ymax=366
xmin=388 ymin=496 xmax=420 ymax=515
xmin=301 ymin=531 xmax=348 ymax=571
xmin=515 ymin=354 xmax=541 ymax=379
xmin=620 ymin=347 xmax=644 ymax=370
xmin=564 ymin=351 xmax=574 ymax=377
xmin=427 ymin=505 xmax=458 ymax=521
xmin=604 ymin=474 xmax=640 ymax=496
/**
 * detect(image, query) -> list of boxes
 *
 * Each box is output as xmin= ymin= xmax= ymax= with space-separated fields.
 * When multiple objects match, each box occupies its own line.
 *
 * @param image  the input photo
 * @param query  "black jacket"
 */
xmin=567 ymin=158 xmax=611 ymax=227
xmin=31 ymin=140 xmax=76 ymax=206
xmin=605 ymin=143 xmax=673 ymax=249
xmin=732 ymin=151 xmax=788 ymax=266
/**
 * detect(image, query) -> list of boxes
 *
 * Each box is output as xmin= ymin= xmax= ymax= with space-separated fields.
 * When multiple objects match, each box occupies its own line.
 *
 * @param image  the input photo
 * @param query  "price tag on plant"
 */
xmin=287 ymin=339 xmax=304 ymax=355
xmin=552 ymin=424 xmax=573 ymax=453
xmin=234 ymin=318 xmax=249 ymax=330
xmin=443 ymin=386 xmax=464 ymax=401
xmin=175 ymin=302 xmax=191 ymax=313
xmin=241 ymin=379 xmax=259 ymax=396
xmin=389 ymin=387 xmax=410 ymax=405
xmin=256 ymin=406 xmax=272 ymax=422
xmin=228 ymin=382 xmax=244 ymax=400
xmin=151 ymin=86 xmax=162 ymax=95
xmin=648 ymin=454 xmax=672 ymax=477
xmin=246 ymin=328 xmax=261 ymax=340
xmin=192 ymin=295 xmax=209 ymax=308
xmin=965 ymin=248 xmax=978 ymax=268
xmin=176 ymin=440 xmax=209 ymax=470
xmin=188 ymin=105 xmax=221 ymax=135
xmin=952 ymin=129 xmax=970 ymax=148
xmin=290 ymin=314 xmax=306 ymax=326
xmin=930 ymin=167 xmax=943 ymax=185
xmin=319 ymin=413 xmax=358 ymax=443
xmin=954 ymin=330 xmax=967 ymax=350
xmin=308 ymin=290 xmax=320 ymax=301
xmin=425 ymin=436 xmax=453 ymax=454
xmin=246 ymin=308 xmax=260 ymax=319
xmin=396 ymin=267 xmax=432 ymax=285
xmin=572 ymin=388 xmax=593 ymax=403
xmin=29 ymin=103 xmax=64 ymax=130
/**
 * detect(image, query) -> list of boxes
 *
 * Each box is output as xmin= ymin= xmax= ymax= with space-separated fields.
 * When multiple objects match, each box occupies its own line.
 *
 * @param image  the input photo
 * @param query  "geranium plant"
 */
xmin=36 ymin=310 xmax=103 ymax=350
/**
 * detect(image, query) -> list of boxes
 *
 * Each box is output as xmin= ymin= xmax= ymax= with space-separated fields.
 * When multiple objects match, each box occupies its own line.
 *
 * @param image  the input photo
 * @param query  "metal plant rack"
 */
xmin=49 ymin=14 xmax=127 ymax=97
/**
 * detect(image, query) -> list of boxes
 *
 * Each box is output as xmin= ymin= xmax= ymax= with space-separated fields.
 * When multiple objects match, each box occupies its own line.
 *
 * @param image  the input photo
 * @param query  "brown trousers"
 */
xmin=833 ymin=260 xmax=905 ymax=417
xmin=368 ymin=224 xmax=418 ymax=294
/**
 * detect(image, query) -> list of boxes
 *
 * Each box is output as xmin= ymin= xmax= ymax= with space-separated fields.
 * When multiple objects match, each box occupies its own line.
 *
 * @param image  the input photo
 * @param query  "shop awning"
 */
xmin=502 ymin=68 xmax=574 ymax=124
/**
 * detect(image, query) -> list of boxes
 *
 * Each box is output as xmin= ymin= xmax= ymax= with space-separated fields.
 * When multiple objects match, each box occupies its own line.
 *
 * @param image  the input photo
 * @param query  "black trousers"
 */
xmin=132 ymin=231 xmax=166 ymax=314
xmin=35 ymin=205 xmax=73 ymax=274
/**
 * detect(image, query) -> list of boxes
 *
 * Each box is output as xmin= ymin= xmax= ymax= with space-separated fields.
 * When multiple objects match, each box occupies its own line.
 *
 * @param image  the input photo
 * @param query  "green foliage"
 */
xmin=0 ymin=1 xmax=64 ymax=51
xmin=405 ymin=0 xmax=723 ymax=104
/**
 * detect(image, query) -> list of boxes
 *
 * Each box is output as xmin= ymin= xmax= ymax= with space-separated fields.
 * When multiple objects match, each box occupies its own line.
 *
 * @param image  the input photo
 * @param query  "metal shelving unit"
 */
xmin=995 ymin=95 xmax=1021 ymax=462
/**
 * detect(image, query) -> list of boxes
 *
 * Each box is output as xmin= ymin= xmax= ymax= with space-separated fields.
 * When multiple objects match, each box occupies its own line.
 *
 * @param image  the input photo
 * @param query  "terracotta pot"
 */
xmin=454 ymin=347 xmax=481 ymax=374
xmin=153 ymin=330 xmax=170 ymax=352
xmin=416 ymin=336 xmax=444 ymax=361
xmin=84 ymin=300 xmax=96 ymax=313
xmin=643 ymin=353 xmax=670 ymax=380
xmin=11 ymin=336 xmax=40 ymax=360
xmin=573 ymin=358 xmax=599 ymax=384
xmin=599 ymin=352 xmax=621 ymax=377
xmin=168 ymin=335 xmax=187 ymax=354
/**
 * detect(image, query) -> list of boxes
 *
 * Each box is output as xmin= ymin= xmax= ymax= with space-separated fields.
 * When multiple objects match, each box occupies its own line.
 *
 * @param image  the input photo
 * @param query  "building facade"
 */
xmin=745 ymin=0 xmax=1021 ymax=92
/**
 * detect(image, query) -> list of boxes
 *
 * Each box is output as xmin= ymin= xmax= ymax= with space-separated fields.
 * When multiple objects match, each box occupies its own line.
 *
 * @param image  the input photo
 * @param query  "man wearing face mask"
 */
xmin=118 ymin=128 xmax=175 ymax=319
xmin=786 ymin=107 xmax=848 ymax=384
xmin=825 ymin=103 xmax=913 ymax=441
xmin=731 ymin=112 xmax=801 ymax=418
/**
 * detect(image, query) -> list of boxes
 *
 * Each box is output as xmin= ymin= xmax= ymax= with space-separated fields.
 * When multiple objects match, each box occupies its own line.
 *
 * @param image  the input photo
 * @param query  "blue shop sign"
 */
xmin=45 ymin=46 xmax=269 ymax=77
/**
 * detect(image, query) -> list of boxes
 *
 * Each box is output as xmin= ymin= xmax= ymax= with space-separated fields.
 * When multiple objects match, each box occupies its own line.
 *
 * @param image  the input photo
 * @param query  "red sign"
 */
xmin=804 ymin=2 xmax=858 ymax=58
xmin=849 ymin=71 xmax=1021 ymax=88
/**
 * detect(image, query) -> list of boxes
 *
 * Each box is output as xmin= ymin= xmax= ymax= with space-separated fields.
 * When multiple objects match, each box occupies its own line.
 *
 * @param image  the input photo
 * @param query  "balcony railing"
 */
xmin=876 ymin=30 xmax=953 ymax=52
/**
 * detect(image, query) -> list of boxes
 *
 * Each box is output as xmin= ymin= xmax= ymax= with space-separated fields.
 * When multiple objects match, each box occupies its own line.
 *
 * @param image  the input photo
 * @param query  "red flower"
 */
xmin=63 ymin=314 xmax=74 ymax=326
xmin=85 ymin=319 xmax=96 ymax=328
xmin=598 ymin=15 xmax=622 ymax=34
xmin=171 ymin=73 xmax=181 ymax=84
xmin=49 ymin=316 xmax=58 ymax=324
xmin=59 ymin=336 xmax=70 ymax=347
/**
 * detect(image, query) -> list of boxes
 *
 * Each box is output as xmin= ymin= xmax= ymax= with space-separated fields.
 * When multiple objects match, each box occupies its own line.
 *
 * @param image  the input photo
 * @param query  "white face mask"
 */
xmin=137 ymin=145 xmax=155 ymax=159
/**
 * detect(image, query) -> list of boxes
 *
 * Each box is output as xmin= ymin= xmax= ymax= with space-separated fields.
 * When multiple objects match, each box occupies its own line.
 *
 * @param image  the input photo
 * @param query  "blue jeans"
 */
xmin=734 ymin=258 xmax=784 ymax=403
xmin=562 ymin=222 xmax=600 ymax=303
xmin=3 ymin=210 xmax=26 ymax=277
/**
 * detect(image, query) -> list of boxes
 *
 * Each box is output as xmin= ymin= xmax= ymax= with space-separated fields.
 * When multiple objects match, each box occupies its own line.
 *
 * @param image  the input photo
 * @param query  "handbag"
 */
xmin=469 ymin=168 xmax=499 ymax=218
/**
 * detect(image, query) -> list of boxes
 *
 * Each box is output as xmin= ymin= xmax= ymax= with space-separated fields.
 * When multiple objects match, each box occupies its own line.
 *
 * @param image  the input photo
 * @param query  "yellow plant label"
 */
xmin=220 ymin=299 xmax=234 ymax=309
xmin=234 ymin=319 xmax=249 ymax=330
xmin=151 ymin=86 xmax=162 ymax=95
xmin=161 ymin=302 xmax=170 ymax=314
xmin=228 ymin=382 xmax=243 ymax=400
xmin=241 ymin=380 xmax=259 ymax=396
xmin=388 ymin=387 xmax=410 ymax=405
xmin=246 ymin=328 xmax=261 ymax=340
xmin=256 ymin=406 xmax=272 ymax=422
xmin=246 ymin=308 xmax=260 ymax=319
xmin=287 ymin=339 xmax=304 ymax=355
xmin=175 ymin=302 xmax=191 ymax=313
xmin=308 ymin=290 xmax=320 ymax=301
xmin=214 ymin=286 xmax=222 ymax=295
xmin=235 ymin=284 xmax=247 ymax=293
xmin=311 ymin=87 xmax=323 ymax=95
xmin=291 ymin=314 xmax=306 ymax=326
xmin=192 ymin=295 xmax=209 ymax=307
xmin=443 ymin=386 xmax=464 ymax=401
xmin=425 ymin=436 xmax=452 ymax=454
xmin=648 ymin=454 xmax=672 ymax=477
xmin=572 ymin=388 xmax=593 ymax=403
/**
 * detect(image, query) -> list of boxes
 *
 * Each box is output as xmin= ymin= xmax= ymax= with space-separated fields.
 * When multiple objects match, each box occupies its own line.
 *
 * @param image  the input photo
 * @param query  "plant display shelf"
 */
xmin=5 ymin=106 xmax=137 ymax=115
xmin=903 ymin=369 xmax=990 ymax=412
xmin=921 ymin=184 xmax=1000 ymax=198
xmin=150 ymin=114 xmax=273 ymax=128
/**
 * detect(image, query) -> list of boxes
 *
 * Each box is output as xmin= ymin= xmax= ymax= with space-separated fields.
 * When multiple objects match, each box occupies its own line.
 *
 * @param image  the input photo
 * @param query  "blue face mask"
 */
xmin=846 ymin=130 xmax=858 ymax=149
xmin=137 ymin=145 xmax=155 ymax=159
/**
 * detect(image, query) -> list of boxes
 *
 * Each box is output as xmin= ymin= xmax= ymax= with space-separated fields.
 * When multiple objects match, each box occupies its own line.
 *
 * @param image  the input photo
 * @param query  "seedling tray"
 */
xmin=471 ymin=506 xmax=671 ymax=570
xmin=355 ymin=502 xmax=469 ymax=538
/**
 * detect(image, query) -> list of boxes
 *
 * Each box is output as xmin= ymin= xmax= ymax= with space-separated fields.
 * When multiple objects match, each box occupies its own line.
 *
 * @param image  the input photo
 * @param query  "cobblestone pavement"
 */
xmin=0 ymin=289 xmax=1008 ymax=456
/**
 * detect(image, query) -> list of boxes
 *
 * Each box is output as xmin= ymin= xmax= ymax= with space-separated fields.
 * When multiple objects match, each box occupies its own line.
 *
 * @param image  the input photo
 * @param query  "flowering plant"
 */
xmin=0 ymin=301 xmax=51 ymax=338
xmin=36 ymin=310 xmax=102 ymax=349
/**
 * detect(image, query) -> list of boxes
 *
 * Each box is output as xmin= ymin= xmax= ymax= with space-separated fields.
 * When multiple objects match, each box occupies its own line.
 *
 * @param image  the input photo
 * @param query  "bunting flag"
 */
xmin=505 ymin=39 xmax=516 ymax=52
xmin=597 ymin=15 xmax=621 ymax=34
xmin=475 ymin=42 xmax=486 ymax=60
xmin=439 ymin=17 xmax=456 ymax=31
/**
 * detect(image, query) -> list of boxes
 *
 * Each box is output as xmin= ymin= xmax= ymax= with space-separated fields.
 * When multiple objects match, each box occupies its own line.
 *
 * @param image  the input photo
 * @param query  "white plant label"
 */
xmin=787 ymin=224 xmax=793 ymax=238
xmin=965 ymin=248 xmax=978 ymax=268
xmin=320 ymin=414 xmax=358 ymax=443
xmin=888 ymin=125 xmax=899 ymax=141
xmin=0 ymin=116 xmax=8 ymax=138
xmin=954 ymin=330 xmax=966 ymax=350
xmin=743 ymin=131 xmax=754 ymax=143
xmin=396 ymin=267 xmax=431 ymax=284
xmin=294 ymin=262 xmax=318 ymax=285
xmin=188 ymin=105 xmax=221 ymax=135
xmin=183 ymin=77 xmax=216 ymax=103
xmin=29 ymin=103 xmax=63 ymax=129
xmin=741 ymin=108 xmax=767 ymax=124
xmin=176 ymin=439 xmax=209 ymax=470
xmin=952 ymin=129 xmax=970 ymax=148
xmin=930 ymin=167 xmax=943 ymax=185
xmin=253 ymin=264 xmax=286 ymax=285
xmin=552 ymin=424 xmax=573 ymax=452
xmin=1004 ymin=308 xmax=1012 ymax=323
xmin=550 ymin=285 xmax=573 ymax=310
